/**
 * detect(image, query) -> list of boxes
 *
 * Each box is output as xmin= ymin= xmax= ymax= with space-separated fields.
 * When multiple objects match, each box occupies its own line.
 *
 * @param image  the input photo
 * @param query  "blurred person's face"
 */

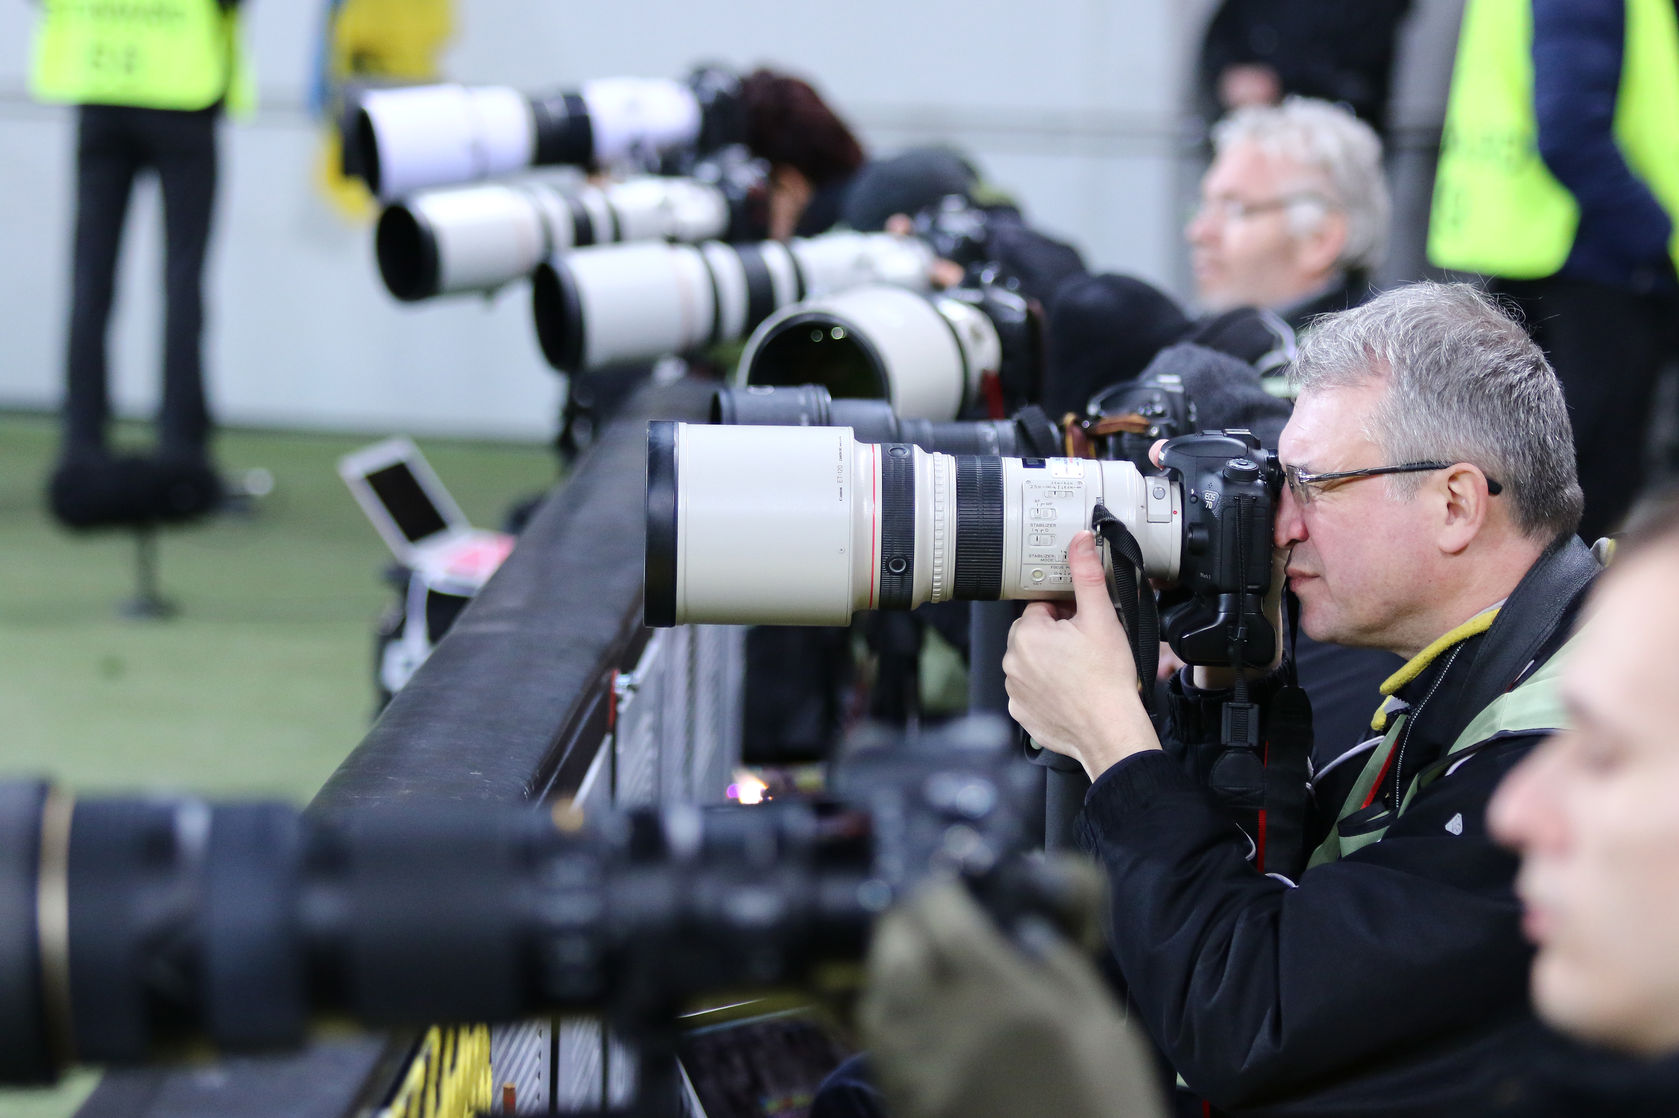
xmin=1490 ymin=543 xmax=1679 ymax=1056
xmin=1187 ymin=141 xmax=1346 ymax=314
xmin=768 ymin=166 xmax=812 ymax=241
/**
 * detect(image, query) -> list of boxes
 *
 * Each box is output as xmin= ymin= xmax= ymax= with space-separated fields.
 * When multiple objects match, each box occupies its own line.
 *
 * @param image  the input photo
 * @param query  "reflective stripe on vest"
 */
xmin=1307 ymin=626 xmax=1582 ymax=867
xmin=30 ymin=0 xmax=251 ymax=113
xmin=1427 ymin=0 xmax=1679 ymax=278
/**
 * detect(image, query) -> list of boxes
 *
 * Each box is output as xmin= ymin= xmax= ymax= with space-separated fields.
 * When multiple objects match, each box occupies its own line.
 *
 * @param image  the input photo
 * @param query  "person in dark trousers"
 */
xmin=29 ymin=0 xmax=249 ymax=526
xmin=1005 ymin=283 xmax=1594 ymax=1115
xmin=1429 ymin=0 xmax=1679 ymax=543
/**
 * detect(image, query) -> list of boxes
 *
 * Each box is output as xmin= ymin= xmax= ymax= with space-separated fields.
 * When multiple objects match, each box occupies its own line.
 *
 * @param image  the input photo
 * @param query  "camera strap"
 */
xmin=1090 ymin=503 xmax=1159 ymax=714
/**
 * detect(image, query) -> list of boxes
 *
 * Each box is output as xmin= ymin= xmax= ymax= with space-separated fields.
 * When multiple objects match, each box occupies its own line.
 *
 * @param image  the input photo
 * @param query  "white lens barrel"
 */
xmin=605 ymin=178 xmax=732 ymax=244
xmin=786 ymin=232 xmax=936 ymax=297
xmin=358 ymin=84 xmax=535 ymax=199
xmin=997 ymin=459 xmax=1182 ymax=598
xmin=571 ymin=243 xmax=718 ymax=369
xmin=665 ymin=423 xmax=879 ymax=626
xmin=735 ymin=286 xmax=989 ymax=421
xmin=647 ymin=424 xmax=1185 ymax=627
xmin=378 ymin=175 xmax=736 ymax=302
xmin=534 ymin=232 xmax=932 ymax=374
xmin=378 ymin=183 xmax=550 ymax=300
xmin=580 ymin=78 xmax=703 ymax=168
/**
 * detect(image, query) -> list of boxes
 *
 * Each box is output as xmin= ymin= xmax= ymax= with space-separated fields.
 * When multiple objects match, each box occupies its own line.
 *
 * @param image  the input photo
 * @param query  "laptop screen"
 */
xmin=366 ymin=461 xmax=450 ymax=543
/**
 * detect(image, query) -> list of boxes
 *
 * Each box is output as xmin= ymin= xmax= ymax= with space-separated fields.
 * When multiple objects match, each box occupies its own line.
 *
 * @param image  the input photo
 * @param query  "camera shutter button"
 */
xmin=1222 ymin=458 xmax=1259 ymax=483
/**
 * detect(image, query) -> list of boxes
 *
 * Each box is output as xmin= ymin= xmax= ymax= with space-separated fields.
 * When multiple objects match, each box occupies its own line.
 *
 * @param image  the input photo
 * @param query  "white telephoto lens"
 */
xmin=787 ymin=232 xmax=936 ymax=298
xmin=580 ymin=78 xmax=703 ymax=168
xmin=359 ymin=84 xmax=535 ymax=199
xmin=734 ymin=286 xmax=993 ymax=421
xmin=534 ymin=232 xmax=931 ymax=374
xmin=380 ymin=183 xmax=551 ymax=299
xmin=604 ymin=177 xmax=732 ymax=245
xmin=645 ymin=423 xmax=1184 ymax=627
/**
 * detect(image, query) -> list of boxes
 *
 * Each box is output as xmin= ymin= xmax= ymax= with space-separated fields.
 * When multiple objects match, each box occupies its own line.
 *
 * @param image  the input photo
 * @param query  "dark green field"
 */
xmin=0 ymin=412 xmax=556 ymax=1117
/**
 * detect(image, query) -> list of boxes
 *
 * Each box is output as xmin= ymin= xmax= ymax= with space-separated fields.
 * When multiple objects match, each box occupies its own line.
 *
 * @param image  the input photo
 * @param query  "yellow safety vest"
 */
xmin=1428 ymin=0 xmax=1679 ymax=278
xmin=30 ymin=0 xmax=254 ymax=115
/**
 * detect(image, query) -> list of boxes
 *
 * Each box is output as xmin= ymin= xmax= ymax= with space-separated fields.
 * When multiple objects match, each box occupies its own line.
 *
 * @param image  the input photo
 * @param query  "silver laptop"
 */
xmin=338 ymin=436 xmax=514 ymax=585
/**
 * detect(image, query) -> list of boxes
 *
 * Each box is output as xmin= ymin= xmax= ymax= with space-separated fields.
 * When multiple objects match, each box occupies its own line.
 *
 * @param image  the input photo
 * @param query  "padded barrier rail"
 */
xmin=75 ymin=377 xmax=724 ymax=1118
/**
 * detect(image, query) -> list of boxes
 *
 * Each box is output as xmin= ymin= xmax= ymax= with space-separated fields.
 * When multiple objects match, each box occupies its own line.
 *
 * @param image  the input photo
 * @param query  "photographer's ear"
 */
xmin=1148 ymin=439 xmax=1167 ymax=469
xmin=1438 ymin=463 xmax=1496 ymax=554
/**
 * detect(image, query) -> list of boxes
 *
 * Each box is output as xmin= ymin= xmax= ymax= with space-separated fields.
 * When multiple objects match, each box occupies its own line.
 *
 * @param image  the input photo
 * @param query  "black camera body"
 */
xmin=942 ymin=280 xmax=1041 ymax=409
xmin=911 ymin=195 xmax=994 ymax=276
xmin=1086 ymin=372 xmax=1198 ymax=470
xmin=1160 ymin=430 xmax=1281 ymax=668
xmin=687 ymin=143 xmax=771 ymax=243
xmin=674 ymin=65 xmax=746 ymax=171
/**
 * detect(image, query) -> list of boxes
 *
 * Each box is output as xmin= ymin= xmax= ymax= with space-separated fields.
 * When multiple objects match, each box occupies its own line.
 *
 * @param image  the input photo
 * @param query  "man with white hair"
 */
xmin=1188 ymin=96 xmax=1389 ymax=327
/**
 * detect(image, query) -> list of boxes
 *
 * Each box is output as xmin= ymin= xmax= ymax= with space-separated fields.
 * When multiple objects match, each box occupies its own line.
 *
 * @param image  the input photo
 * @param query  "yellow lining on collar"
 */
xmin=1369 ymin=608 xmax=1501 ymax=732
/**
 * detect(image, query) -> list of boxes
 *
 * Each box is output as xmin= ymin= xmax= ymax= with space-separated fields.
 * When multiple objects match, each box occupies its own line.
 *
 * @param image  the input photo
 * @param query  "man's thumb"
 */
xmin=1068 ymin=531 xmax=1120 ymax=632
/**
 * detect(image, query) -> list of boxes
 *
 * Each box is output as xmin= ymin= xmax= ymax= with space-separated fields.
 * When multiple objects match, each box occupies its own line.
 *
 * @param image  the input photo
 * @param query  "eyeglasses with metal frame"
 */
xmin=1283 ymin=461 xmax=1504 ymax=506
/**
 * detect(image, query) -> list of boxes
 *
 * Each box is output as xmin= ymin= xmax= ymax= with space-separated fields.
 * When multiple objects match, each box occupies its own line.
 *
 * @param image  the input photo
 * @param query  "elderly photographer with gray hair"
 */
xmin=1003 ymin=282 xmax=1597 ymax=1114
xmin=1188 ymin=96 xmax=1389 ymax=326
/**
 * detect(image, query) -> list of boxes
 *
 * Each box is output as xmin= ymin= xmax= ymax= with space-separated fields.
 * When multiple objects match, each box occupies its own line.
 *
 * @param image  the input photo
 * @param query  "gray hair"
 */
xmin=1211 ymin=97 xmax=1390 ymax=276
xmin=1288 ymin=282 xmax=1583 ymax=541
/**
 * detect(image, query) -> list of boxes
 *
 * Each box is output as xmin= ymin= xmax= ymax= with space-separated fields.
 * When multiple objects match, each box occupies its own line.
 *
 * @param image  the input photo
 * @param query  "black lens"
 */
xmin=711 ymin=384 xmax=835 ymax=427
xmin=915 ymin=420 xmax=1019 ymax=456
xmin=374 ymin=204 xmax=440 ymax=302
xmin=0 ymin=782 xmax=50 ymax=1084
xmin=823 ymin=398 xmax=903 ymax=443
xmin=954 ymin=456 xmax=1005 ymax=600
xmin=532 ymin=260 xmax=587 ymax=373
xmin=528 ymin=91 xmax=595 ymax=167
xmin=644 ymin=421 xmax=680 ymax=628
xmin=351 ymin=108 xmax=384 ymax=198
xmin=748 ymin=314 xmax=887 ymax=400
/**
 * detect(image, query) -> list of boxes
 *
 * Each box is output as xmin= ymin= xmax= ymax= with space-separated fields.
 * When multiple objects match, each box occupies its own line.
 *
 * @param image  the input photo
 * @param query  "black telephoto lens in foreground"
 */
xmin=0 ymin=718 xmax=1065 ymax=1085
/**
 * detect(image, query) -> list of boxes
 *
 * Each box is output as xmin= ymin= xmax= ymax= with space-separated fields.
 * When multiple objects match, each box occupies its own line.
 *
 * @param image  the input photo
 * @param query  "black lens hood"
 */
xmin=532 ymin=259 xmax=587 ymax=373
xmin=374 ymin=203 xmax=440 ymax=302
xmin=644 ymin=421 xmax=680 ymax=628
xmin=351 ymin=108 xmax=385 ymax=198
xmin=0 ymin=781 xmax=52 ymax=1084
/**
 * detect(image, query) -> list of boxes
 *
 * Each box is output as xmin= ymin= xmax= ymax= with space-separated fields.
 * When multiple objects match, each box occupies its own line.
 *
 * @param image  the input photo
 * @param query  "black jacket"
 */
xmin=1077 ymin=538 xmax=1598 ymax=1116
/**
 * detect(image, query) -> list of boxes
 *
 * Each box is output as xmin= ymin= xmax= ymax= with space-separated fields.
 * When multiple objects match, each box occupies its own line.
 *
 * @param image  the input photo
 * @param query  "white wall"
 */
xmin=0 ymin=0 xmax=1460 ymax=440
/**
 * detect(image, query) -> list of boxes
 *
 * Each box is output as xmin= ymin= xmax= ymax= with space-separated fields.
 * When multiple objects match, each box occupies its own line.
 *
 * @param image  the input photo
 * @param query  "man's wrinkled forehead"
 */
xmin=1279 ymin=380 xmax=1384 ymax=466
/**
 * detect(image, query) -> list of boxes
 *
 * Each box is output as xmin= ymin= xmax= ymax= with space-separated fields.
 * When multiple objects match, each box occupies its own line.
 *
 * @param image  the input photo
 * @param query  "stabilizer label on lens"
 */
xmin=1018 ymin=476 xmax=1084 ymax=592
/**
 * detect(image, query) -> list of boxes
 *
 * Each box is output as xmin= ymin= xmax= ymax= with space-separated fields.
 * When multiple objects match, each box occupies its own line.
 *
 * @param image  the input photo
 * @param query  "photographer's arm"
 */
xmin=1078 ymin=729 xmax=1536 ymax=1111
xmin=1003 ymin=530 xmax=1534 ymax=1111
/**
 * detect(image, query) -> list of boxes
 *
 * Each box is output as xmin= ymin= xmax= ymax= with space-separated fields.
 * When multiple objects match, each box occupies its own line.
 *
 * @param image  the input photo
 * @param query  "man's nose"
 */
xmin=1488 ymin=738 xmax=1570 ymax=855
xmin=1274 ymin=484 xmax=1307 ymax=548
xmin=1186 ymin=204 xmax=1215 ymax=245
